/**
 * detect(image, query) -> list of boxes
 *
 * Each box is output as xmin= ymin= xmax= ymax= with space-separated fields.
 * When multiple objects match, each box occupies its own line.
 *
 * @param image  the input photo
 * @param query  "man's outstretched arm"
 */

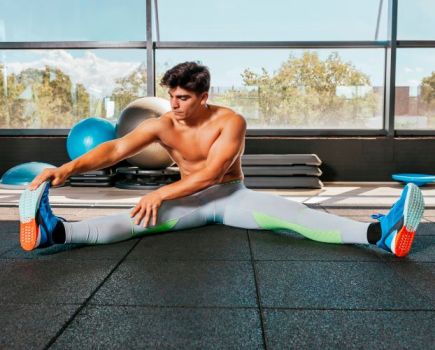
xmin=28 ymin=118 xmax=162 ymax=190
xmin=155 ymin=115 xmax=246 ymax=201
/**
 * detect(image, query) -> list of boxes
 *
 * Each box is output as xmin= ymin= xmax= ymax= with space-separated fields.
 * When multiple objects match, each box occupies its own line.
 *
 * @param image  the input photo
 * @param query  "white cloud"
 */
xmin=407 ymin=79 xmax=420 ymax=86
xmin=404 ymin=67 xmax=413 ymax=73
xmin=6 ymin=50 xmax=141 ymax=96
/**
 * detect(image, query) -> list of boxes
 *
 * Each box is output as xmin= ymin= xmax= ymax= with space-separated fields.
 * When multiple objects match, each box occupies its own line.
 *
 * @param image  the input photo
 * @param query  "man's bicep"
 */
xmin=205 ymin=117 xmax=246 ymax=177
xmin=115 ymin=118 xmax=160 ymax=160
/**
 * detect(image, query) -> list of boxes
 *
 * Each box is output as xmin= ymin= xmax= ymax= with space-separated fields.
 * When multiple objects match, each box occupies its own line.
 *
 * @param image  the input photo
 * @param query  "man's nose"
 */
xmin=171 ymin=100 xmax=179 ymax=109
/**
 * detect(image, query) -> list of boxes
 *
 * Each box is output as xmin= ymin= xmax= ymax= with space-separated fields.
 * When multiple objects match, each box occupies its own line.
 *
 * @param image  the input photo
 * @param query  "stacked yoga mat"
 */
xmin=69 ymin=169 xmax=116 ymax=187
xmin=241 ymin=154 xmax=323 ymax=189
xmin=69 ymin=154 xmax=323 ymax=189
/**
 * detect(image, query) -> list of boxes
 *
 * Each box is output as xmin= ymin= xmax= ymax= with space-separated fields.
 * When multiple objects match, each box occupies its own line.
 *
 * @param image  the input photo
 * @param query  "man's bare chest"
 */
xmin=158 ymin=127 xmax=221 ymax=162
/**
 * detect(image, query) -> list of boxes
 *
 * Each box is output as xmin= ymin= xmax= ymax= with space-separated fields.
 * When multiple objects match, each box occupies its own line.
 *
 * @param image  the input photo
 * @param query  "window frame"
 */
xmin=0 ymin=0 xmax=434 ymax=137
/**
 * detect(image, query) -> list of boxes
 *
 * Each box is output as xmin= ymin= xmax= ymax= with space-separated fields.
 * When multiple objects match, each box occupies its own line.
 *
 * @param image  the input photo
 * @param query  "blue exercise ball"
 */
xmin=67 ymin=117 xmax=116 ymax=160
xmin=0 ymin=162 xmax=56 ymax=189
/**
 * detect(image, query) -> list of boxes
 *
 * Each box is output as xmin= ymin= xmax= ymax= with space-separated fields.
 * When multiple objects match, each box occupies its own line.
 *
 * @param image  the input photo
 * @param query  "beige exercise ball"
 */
xmin=116 ymin=97 xmax=174 ymax=169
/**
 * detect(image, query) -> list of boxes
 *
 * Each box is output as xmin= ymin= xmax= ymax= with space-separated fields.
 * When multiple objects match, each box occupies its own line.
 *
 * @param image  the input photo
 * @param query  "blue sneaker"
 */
xmin=371 ymin=183 xmax=424 ymax=257
xmin=19 ymin=181 xmax=63 ymax=251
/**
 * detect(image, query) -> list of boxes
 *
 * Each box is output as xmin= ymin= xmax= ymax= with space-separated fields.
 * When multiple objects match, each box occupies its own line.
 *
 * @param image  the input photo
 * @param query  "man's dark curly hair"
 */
xmin=160 ymin=61 xmax=210 ymax=94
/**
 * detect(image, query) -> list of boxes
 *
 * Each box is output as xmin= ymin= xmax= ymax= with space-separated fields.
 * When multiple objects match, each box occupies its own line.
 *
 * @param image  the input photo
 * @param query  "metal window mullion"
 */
xmin=384 ymin=0 xmax=398 ymax=137
xmin=155 ymin=41 xmax=388 ymax=49
xmin=0 ymin=129 xmax=71 ymax=136
xmin=0 ymin=41 xmax=147 ymax=49
xmin=5 ymin=128 xmax=435 ymax=139
xmin=246 ymin=129 xmax=388 ymax=137
xmin=0 ymin=128 xmax=389 ymax=137
xmin=382 ymin=47 xmax=388 ymax=130
xmin=146 ymin=0 xmax=154 ymax=96
xmin=3 ymin=126 xmax=434 ymax=138
xmin=397 ymin=40 xmax=435 ymax=47
xmin=396 ymin=130 xmax=435 ymax=136
xmin=375 ymin=0 xmax=384 ymax=40
xmin=154 ymin=0 xmax=160 ymax=42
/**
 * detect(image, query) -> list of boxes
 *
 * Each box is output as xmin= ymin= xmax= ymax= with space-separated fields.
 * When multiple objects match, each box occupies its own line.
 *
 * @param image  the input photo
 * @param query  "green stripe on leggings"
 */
xmin=132 ymin=218 xmax=179 ymax=235
xmin=252 ymin=211 xmax=342 ymax=243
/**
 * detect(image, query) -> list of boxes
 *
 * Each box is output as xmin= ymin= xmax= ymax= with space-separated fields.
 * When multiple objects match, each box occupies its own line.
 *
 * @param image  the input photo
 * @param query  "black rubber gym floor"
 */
xmin=0 ymin=215 xmax=434 ymax=349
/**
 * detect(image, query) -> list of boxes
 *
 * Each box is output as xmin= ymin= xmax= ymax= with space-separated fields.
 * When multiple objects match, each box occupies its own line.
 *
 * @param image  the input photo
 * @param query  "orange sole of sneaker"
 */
xmin=394 ymin=226 xmax=416 ymax=257
xmin=20 ymin=219 xmax=39 ymax=251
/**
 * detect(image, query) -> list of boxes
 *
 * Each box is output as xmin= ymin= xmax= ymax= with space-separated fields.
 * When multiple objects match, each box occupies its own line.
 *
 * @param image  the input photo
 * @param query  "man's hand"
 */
xmin=28 ymin=167 xmax=71 ymax=191
xmin=130 ymin=191 xmax=163 ymax=227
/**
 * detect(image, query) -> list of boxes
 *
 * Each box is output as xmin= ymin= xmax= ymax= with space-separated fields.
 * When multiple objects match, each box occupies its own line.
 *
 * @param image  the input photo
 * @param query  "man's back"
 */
xmin=156 ymin=104 xmax=245 ymax=183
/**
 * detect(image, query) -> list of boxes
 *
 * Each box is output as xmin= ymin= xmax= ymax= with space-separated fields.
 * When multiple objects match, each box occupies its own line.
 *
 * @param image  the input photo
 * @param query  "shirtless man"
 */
xmin=19 ymin=61 xmax=425 ymax=257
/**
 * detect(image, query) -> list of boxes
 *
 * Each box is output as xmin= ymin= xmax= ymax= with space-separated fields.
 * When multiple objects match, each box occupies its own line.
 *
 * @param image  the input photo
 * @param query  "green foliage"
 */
xmin=0 ymin=65 xmax=90 ymax=128
xmin=0 ymin=52 xmax=383 ymax=129
xmin=213 ymin=51 xmax=379 ymax=128
xmin=155 ymin=73 xmax=167 ymax=99
xmin=421 ymin=71 xmax=435 ymax=107
xmin=420 ymin=71 xmax=435 ymax=120
xmin=73 ymin=83 xmax=90 ymax=122
xmin=111 ymin=63 xmax=147 ymax=116
xmin=0 ymin=62 xmax=148 ymax=129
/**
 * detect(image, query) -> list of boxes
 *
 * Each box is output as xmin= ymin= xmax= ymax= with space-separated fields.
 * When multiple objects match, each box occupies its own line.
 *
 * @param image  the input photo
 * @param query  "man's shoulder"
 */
xmin=156 ymin=112 xmax=175 ymax=127
xmin=213 ymin=105 xmax=245 ymax=123
xmin=220 ymin=109 xmax=246 ymax=129
xmin=212 ymin=109 xmax=246 ymax=136
xmin=134 ymin=113 xmax=173 ymax=138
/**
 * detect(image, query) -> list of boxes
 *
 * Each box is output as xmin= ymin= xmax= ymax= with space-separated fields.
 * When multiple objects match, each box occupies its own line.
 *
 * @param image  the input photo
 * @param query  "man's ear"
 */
xmin=201 ymin=92 xmax=209 ymax=106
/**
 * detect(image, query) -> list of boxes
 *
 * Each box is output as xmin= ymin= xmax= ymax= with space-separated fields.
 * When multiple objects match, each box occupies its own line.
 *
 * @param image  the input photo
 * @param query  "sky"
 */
xmin=0 ymin=0 xmax=434 ymax=96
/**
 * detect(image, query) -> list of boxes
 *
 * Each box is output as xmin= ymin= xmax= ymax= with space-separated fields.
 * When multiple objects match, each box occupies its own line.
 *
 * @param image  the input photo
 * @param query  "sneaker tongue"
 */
xmin=371 ymin=213 xmax=385 ymax=220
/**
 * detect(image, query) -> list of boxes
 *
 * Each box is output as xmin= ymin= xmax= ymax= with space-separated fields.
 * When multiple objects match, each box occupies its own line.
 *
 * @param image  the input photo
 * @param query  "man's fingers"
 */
xmin=152 ymin=206 xmax=158 ymax=226
xmin=29 ymin=174 xmax=51 ymax=190
xmin=134 ymin=207 xmax=146 ymax=225
xmin=143 ymin=206 xmax=152 ymax=227
xmin=51 ymin=177 xmax=61 ymax=186
xmin=132 ymin=202 xmax=160 ymax=227
xmin=28 ymin=176 xmax=40 ymax=189
xmin=29 ymin=179 xmax=42 ymax=191
xmin=130 ymin=205 xmax=140 ymax=218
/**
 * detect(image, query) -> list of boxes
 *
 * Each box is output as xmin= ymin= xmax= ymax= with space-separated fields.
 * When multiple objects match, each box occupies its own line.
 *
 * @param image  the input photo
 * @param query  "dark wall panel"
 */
xmin=0 ymin=137 xmax=434 ymax=181
xmin=245 ymin=137 xmax=435 ymax=181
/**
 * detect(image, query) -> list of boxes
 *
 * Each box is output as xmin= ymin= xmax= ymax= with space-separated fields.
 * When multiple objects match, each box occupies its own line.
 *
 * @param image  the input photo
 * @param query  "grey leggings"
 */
xmin=63 ymin=180 xmax=370 ymax=245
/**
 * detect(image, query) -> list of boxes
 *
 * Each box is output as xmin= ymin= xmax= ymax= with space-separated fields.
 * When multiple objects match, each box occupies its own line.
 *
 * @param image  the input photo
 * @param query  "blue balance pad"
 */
xmin=0 ymin=162 xmax=56 ymax=189
xmin=392 ymin=173 xmax=435 ymax=186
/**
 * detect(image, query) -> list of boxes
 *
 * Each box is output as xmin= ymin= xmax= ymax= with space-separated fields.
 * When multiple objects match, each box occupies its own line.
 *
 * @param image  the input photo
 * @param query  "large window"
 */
xmin=395 ymin=1 xmax=435 ymax=131
xmin=157 ymin=49 xmax=384 ymax=129
xmin=0 ymin=0 xmax=147 ymax=41
xmin=0 ymin=50 xmax=147 ymax=128
xmin=397 ymin=0 xmax=435 ymax=40
xmin=1 ymin=0 xmax=434 ymax=135
xmin=395 ymin=49 xmax=435 ymax=130
xmin=157 ymin=0 xmax=388 ymax=41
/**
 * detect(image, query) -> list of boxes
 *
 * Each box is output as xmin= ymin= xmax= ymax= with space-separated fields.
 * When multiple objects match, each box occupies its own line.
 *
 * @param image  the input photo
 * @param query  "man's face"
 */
xmin=168 ymin=86 xmax=207 ymax=120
